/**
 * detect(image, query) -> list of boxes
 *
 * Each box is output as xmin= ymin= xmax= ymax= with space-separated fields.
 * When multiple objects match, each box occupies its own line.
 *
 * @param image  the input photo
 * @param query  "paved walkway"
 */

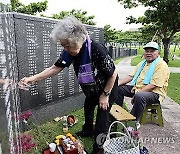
xmin=116 ymin=57 xmax=180 ymax=154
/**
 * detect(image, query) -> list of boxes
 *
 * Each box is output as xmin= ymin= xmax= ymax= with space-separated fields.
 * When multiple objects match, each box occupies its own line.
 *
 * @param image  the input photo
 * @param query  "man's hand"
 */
xmin=118 ymin=75 xmax=133 ymax=86
xmin=99 ymin=94 xmax=109 ymax=110
xmin=131 ymin=96 xmax=135 ymax=105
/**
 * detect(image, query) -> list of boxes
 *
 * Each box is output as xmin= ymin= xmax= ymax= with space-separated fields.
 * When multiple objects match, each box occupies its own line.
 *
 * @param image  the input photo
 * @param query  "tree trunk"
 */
xmin=162 ymin=38 xmax=170 ymax=64
xmin=139 ymin=42 xmax=141 ymax=49
xmin=157 ymin=32 xmax=161 ymax=53
xmin=173 ymin=44 xmax=177 ymax=52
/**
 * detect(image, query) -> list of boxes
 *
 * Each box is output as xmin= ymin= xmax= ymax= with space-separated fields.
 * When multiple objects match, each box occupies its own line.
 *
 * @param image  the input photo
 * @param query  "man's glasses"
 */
xmin=145 ymin=50 xmax=156 ymax=53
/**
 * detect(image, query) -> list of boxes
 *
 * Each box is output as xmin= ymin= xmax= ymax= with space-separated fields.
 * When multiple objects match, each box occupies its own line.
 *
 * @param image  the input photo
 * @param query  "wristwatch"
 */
xmin=103 ymin=90 xmax=111 ymax=96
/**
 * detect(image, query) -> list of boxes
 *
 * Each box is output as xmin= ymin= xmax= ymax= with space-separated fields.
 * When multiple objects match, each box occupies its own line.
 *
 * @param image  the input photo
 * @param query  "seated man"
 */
xmin=116 ymin=41 xmax=170 ymax=121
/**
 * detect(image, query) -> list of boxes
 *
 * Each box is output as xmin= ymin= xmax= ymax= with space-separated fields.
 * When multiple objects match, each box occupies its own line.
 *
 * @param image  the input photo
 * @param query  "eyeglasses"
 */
xmin=145 ymin=49 xmax=157 ymax=53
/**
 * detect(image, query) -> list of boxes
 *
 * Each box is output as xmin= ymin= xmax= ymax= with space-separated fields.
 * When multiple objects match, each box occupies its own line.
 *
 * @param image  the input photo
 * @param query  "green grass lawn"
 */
xmin=131 ymin=55 xmax=143 ymax=66
xmin=29 ymin=108 xmax=94 ymax=153
xmin=167 ymin=73 xmax=180 ymax=104
xmin=28 ymin=102 xmax=128 ymax=153
xmin=168 ymin=58 xmax=180 ymax=67
xmin=114 ymin=57 xmax=126 ymax=64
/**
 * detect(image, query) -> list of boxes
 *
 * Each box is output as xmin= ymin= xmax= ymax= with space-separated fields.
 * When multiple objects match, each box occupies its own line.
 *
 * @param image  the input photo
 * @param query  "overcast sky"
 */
xmin=2 ymin=0 xmax=147 ymax=31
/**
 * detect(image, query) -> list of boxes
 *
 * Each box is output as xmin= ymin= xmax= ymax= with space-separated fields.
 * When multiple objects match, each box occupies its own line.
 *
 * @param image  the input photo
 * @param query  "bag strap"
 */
xmin=106 ymin=121 xmax=136 ymax=148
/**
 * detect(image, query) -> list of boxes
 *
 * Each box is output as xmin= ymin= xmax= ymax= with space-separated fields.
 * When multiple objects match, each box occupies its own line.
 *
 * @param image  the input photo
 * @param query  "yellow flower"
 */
xmin=55 ymin=140 xmax=60 ymax=146
xmin=70 ymin=136 xmax=76 ymax=141
xmin=56 ymin=135 xmax=64 ymax=140
xmin=66 ymin=133 xmax=72 ymax=138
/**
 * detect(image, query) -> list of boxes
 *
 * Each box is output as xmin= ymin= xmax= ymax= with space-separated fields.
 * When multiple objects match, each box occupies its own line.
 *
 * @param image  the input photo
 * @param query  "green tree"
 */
xmin=104 ymin=25 xmax=144 ymax=46
xmin=172 ymin=32 xmax=180 ymax=44
xmin=0 ymin=2 xmax=7 ymax=11
xmin=118 ymin=30 xmax=142 ymax=43
xmin=10 ymin=0 xmax=48 ymax=15
xmin=48 ymin=9 xmax=96 ymax=25
xmin=171 ymin=32 xmax=180 ymax=53
xmin=104 ymin=24 xmax=120 ymax=43
xmin=115 ymin=30 xmax=144 ymax=48
xmin=118 ymin=0 xmax=180 ymax=63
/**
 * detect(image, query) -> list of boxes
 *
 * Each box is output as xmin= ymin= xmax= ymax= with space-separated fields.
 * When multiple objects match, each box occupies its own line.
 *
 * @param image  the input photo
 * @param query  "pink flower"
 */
xmin=18 ymin=111 xmax=32 ymax=121
xmin=14 ymin=133 xmax=36 ymax=153
xmin=130 ymin=131 xmax=140 ymax=140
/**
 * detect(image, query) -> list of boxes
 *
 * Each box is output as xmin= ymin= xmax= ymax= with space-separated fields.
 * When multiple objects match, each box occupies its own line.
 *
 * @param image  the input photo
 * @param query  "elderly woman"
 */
xmin=20 ymin=16 xmax=118 ymax=153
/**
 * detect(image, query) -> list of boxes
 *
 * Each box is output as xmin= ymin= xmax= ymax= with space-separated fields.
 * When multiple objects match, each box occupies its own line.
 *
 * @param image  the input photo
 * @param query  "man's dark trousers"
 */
xmin=116 ymin=85 xmax=160 ymax=120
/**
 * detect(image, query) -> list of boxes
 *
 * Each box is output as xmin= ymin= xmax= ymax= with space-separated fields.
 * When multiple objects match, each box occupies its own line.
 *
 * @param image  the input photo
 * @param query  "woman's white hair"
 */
xmin=50 ymin=16 xmax=88 ymax=46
